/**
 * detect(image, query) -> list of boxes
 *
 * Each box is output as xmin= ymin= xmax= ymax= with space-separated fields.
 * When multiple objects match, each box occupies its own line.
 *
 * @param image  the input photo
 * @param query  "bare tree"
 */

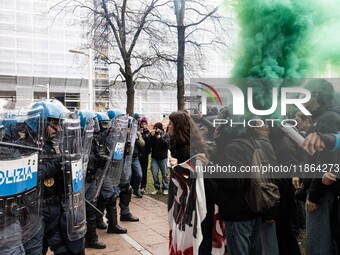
xmin=53 ymin=0 xmax=225 ymax=113
xmin=55 ymin=0 xmax=173 ymax=114
xmin=157 ymin=0 xmax=225 ymax=110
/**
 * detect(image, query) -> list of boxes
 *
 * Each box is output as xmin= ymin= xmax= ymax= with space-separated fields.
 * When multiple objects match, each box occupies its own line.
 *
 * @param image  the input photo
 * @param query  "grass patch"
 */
xmin=144 ymin=155 xmax=169 ymax=204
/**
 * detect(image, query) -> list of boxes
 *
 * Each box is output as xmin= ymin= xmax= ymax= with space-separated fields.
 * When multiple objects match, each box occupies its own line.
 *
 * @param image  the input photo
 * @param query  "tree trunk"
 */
xmin=177 ymin=25 xmax=185 ymax=111
xmin=125 ymin=64 xmax=135 ymax=115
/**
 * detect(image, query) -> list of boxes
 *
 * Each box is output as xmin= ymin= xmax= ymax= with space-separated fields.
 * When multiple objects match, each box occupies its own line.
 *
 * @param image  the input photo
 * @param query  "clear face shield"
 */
xmin=99 ymin=120 xmax=111 ymax=132
xmin=0 ymin=125 xmax=4 ymax=142
xmin=93 ymin=117 xmax=100 ymax=133
xmin=46 ymin=117 xmax=63 ymax=142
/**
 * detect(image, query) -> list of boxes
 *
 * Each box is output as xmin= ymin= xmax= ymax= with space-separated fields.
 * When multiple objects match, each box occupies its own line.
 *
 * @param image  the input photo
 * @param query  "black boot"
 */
xmin=85 ymin=212 xmax=106 ymax=249
xmin=85 ymin=239 xmax=107 ymax=249
xmin=119 ymin=184 xmax=139 ymax=222
xmin=120 ymin=213 xmax=139 ymax=222
xmin=96 ymin=196 xmax=108 ymax=229
xmin=107 ymin=224 xmax=128 ymax=234
xmin=133 ymin=189 xmax=143 ymax=198
xmin=106 ymin=195 xmax=127 ymax=234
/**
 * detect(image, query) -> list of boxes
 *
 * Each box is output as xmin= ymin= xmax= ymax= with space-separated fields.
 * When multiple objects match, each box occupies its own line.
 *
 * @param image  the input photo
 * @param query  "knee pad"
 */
xmin=120 ymin=184 xmax=132 ymax=195
xmin=109 ymin=194 xmax=119 ymax=204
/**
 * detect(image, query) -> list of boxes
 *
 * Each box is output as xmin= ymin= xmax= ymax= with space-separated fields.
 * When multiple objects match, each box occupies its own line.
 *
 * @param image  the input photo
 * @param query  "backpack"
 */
xmin=234 ymin=138 xmax=280 ymax=214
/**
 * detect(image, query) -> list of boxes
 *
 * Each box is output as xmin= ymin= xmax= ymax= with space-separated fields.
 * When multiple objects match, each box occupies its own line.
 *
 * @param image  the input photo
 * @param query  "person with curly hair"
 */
xmin=168 ymin=111 xmax=218 ymax=255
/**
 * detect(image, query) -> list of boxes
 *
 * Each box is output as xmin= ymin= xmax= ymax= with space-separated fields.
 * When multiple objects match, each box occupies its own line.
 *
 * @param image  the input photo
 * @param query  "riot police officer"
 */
xmin=96 ymin=111 xmax=139 ymax=232
xmin=78 ymin=110 xmax=106 ymax=249
xmin=118 ymin=116 xmax=140 ymax=222
xmin=95 ymin=112 xmax=134 ymax=234
xmin=0 ymin=113 xmax=61 ymax=254
xmin=23 ymin=101 xmax=85 ymax=255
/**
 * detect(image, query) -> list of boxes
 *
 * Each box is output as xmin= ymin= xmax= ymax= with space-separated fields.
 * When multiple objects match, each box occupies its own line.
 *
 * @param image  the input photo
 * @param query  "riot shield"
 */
xmin=82 ymin=117 xmax=94 ymax=171
xmin=109 ymin=115 xmax=129 ymax=186
xmin=120 ymin=118 xmax=138 ymax=185
xmin=62 ymin=112 xmax=86 ymax=241
xmin=0 ymin=113 xmax=43 ymax=250
xmin=94 ymin=117 xmax=122 ymax=198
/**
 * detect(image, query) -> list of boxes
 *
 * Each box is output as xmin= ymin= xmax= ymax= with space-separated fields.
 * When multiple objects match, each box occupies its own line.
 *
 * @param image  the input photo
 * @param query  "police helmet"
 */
xmin=50 ymin=99 xmax=70 ymax=115
xmin=133 ymin=112 xmax=140 ymax=119
xmin=32 ymin=101 xmax=65 ymax=121
xmin=107 ymin=109 xmax=123 ymax=120
xmin=30 ymin=101 xmax=64 ymax=132
xmin=79 ymin=110 xmax=100 ymax=132
xmin=95 ymin=112 xmax=110 ymax=127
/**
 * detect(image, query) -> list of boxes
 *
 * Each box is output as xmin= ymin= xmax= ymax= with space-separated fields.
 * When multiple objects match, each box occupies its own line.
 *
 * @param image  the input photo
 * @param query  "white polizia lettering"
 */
xmin=0 ymin=166 xmax=33 ymax=185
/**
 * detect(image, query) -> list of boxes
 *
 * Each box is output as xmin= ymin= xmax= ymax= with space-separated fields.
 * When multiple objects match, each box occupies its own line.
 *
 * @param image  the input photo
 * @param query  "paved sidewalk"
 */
xmin=48 ymin=196 xmax=169 ymax=255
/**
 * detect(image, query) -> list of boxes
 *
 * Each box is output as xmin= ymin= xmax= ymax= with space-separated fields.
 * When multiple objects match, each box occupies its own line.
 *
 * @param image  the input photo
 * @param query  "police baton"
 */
xmin=0 ymin=141 xmax=43 ymax=151
xmin=85 ymin=199 xmax=104 ymax=216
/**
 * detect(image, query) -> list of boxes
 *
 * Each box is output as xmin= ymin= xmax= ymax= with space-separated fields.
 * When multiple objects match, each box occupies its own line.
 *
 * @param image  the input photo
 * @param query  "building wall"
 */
xmin=0 ymin=0 xmax=87 ymax=78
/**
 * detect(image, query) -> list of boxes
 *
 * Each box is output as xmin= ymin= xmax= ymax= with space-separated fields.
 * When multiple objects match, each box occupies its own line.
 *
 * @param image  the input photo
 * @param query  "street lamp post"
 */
xmin=46 ymin=83 xmax=50 ymax=100
xmin=69 ymin=49 xmax=94 ymax=111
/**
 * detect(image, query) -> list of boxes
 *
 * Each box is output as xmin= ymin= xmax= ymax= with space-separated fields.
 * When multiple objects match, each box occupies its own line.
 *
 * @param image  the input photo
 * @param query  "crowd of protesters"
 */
xmin=168 ymin=79 xmax=340 ymax=255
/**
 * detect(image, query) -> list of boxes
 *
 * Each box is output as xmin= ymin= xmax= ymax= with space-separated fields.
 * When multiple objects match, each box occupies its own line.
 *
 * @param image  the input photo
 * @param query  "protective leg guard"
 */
xmin=119 ymin=184 xmax=132 ymax=209
xmin=85 ymin=215 xmax=106 ymax=249
xmin=106 ymin=194 xmax=127 ymax=234
xmin=119 ymin=184 xmax=139 ymax=222
xmin=85 ymin=201 xmax=98 ymax=241
xmin=96 ymin=196 xmax=107 ymax=229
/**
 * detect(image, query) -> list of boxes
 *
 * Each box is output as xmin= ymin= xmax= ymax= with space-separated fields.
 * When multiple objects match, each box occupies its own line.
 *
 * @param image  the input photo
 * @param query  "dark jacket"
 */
xmin=149 ymin=132 xmax=170 ymax=160
xmin=304 ymin=108 xmax=340 ymax=203
xmin=139 ymin=130 xmax=151 ymax=158
xmin=216 ymin=138 xmax=257 ymax=221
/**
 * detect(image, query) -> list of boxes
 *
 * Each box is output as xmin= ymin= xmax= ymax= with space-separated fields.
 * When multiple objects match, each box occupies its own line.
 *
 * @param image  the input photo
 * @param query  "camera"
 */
xmin=155 ymin=130 xmax=160 ymax=136
xmin=143 ymin=127 xmax=150 ymax=134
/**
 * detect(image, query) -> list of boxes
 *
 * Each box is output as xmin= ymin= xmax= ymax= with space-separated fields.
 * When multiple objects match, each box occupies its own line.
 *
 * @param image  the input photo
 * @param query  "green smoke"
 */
xmin=232 ymin=0 xmax=313 ymax=79
xmin=227 ymin=0 xmax=340 ymax=115
xmin=308 ymin=0 xmax=340 ymax=74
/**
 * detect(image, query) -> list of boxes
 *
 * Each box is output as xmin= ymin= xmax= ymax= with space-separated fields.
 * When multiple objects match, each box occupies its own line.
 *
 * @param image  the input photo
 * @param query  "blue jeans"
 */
xmin=306 ymin=191 xmax=334 ymax=255
xmin=131 ymin=158 xmax=142 ymax=191
xmin=224 ymin=217 xmax=262 ymax=255
xmin=151 ymin=158 xmax=168 ymax=191
xmin=260 ymin=222 xmax=279 ymax=255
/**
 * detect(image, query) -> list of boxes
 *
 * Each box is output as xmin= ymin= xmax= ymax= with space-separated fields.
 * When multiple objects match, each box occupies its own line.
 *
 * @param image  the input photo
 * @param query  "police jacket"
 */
xmin=41 ymin=140 xmax=63 ymax=199
xmin=85 ymin=139 xmax=98 ymax=181
xmin=92 ymin=130 xmax=111 ymax=168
